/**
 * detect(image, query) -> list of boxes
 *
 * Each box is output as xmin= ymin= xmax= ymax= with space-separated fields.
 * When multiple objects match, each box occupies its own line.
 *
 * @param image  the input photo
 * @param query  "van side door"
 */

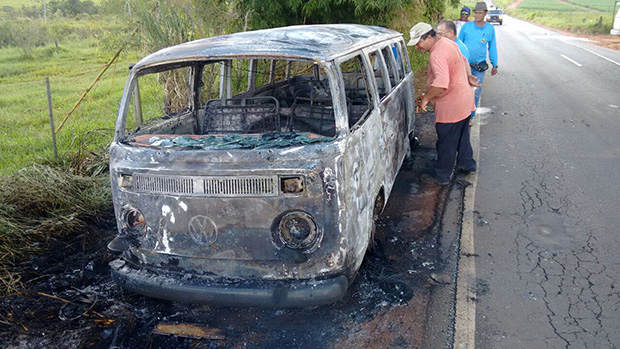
xmin=378 ymin=43 xmax=410 ymax=189
xmin=337 ymin=53 xmax=385 ymax=261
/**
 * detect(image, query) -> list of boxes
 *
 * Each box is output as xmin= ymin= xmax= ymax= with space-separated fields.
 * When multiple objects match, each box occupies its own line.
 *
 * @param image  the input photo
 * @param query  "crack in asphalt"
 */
xmin=513 ymin=164 xmax=618 ymax=348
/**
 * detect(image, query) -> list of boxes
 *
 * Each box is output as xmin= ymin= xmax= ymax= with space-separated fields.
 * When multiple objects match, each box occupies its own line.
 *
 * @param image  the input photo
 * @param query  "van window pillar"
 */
xmin=220 ymin=60 xmax=233 ymax=99
xmin=191 ymin=63 xmax=204 ymax=127
xmin=132 ymin=79 xmax=143 ymax=126
xmin=248 ymin=59 xmax=258 ymax=93
xmin=285 ymin=61 xmax=292 ymax=79
xmin=269 ymin=59 xmax=276 ymax=84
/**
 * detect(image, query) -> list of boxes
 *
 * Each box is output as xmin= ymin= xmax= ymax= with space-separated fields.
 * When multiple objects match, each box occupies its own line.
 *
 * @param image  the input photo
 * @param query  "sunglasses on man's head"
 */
xmin=461 ymin=11 xmax=469 ymax=14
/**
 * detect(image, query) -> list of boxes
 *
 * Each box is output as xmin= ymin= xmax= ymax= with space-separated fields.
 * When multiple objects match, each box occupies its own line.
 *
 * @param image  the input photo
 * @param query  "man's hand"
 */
xmin=417 ymin=86 xmax=445 ymax=113
xmin=468 ymin=74 xmax=481 ymax=87
xmin=491 ymin=66 xmax=498 ymax=76
xmin=418 ymin=96 xmax=429 ymax=112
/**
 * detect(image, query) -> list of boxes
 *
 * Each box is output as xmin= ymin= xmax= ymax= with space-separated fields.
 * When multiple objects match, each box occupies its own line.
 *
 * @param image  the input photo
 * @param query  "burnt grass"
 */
xmin=0 ymin=112 xmax=451 ymax=348
xmin=0 ymin=209 xmax=443 ymax=348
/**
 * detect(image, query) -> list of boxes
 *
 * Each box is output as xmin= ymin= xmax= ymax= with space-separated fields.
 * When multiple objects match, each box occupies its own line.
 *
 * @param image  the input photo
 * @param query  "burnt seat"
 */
xmin=202 ymin=96 xmax=280 ymax=134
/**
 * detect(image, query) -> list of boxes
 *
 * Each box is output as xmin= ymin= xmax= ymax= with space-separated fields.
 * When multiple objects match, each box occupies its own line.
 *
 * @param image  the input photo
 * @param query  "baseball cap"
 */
xmin=461 ymin=6 xmax=471 ymax=14
xmin=474 ymin=2 xmax=488 ymax=11
xmin=407 ymin=22 xmax=433 ymax=46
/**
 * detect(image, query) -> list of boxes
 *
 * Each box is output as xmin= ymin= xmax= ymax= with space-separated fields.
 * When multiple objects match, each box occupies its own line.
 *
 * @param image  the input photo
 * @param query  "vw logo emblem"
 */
xmin=188 ymin=215 xmax=218 ymax=245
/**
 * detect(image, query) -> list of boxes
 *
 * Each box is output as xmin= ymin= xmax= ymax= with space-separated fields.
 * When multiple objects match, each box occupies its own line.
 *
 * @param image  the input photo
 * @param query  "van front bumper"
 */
xmin=109 ymin=259 xmax=348 ymax=307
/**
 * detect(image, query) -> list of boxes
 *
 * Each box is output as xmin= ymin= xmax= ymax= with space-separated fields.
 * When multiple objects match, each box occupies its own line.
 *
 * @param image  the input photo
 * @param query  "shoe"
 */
xmin=420 ymin=173 xmax=450 ymax=186
xmin=456 ymin=168 xmax=476 ymax=175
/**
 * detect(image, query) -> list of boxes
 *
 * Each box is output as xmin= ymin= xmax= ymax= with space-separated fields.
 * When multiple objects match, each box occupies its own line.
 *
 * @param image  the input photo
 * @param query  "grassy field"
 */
xmin=462 ymin=0 xmax=615 ymax=34
xmin=0 ymin=0 xmax=36 ymax=7
xmin=517 ymin=0 xmax=582 ymax=11
xmin=0 ymin=0 xmax=102 ymax=8
xmin=0 ymin=20 xmax=139 ymax=174
xmin=492 ymin=0 xmax=615 ymax=12
xmin=454 ymin=0 xmax=614 ymax=14
xmin=565 ymin=0 xmax=616 ymax=12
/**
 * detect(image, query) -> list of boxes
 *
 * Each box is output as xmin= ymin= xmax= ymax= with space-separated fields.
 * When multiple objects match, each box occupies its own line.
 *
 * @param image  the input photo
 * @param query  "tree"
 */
xmin=237 ymin=0 xmax=460 ymax=29
xmin=237 ymin=0 xmax=412 ymax=28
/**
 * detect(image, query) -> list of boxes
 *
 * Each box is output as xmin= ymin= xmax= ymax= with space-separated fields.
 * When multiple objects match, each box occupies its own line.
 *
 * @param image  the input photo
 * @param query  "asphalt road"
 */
xmin=470 ymin=16 xmax=620 ymax=348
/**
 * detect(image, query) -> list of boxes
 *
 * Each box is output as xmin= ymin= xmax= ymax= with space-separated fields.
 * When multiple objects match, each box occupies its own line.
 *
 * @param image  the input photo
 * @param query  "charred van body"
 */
xmin=108 ymin=24 xmax=416 ymax=307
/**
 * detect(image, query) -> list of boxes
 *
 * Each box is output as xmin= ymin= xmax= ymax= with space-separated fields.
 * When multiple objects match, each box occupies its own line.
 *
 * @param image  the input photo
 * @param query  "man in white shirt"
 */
xmin=455 ymin=6 xmax=470 ymax=36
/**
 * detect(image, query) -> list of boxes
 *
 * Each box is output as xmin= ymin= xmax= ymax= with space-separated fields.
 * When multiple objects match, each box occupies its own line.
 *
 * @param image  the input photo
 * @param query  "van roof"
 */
xmin=133 ymin=24 xmax=402 ymax=70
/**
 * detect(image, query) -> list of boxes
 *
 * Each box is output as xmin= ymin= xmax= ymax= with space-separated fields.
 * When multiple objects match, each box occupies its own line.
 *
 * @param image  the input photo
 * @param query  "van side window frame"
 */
xmin=335 ymin=52 xmax=375 ymax=130
xmin=380 ymin=46 xmax=399 ymax=90
xmin=368 ymin=50 xmax=391 ymax=100
xmin=387 ymin=42 xmax=404 ymax=82
xmin=395 ymin=40 xmax=411 ymax=76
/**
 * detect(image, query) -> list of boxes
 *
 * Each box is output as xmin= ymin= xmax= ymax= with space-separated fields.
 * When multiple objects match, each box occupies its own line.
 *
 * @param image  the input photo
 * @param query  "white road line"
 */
xmin=453 ymin=114 xmax=479 ymax=349
xmin=560 ymin=54 xmax=582 ymax=67
xmin=580 ymin=47 xmax=620 ymax=66
xmin=561 ymin=40 xmax=620 ymax=67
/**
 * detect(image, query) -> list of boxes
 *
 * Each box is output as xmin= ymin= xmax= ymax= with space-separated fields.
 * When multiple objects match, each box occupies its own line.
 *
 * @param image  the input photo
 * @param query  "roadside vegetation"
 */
xmin=564 ymin=0 xmax=616 ymax=13
xmin=492 ymin=0 xmax=614 ymax=34
xmin=0 ymin=0 xmax=459 ymax=295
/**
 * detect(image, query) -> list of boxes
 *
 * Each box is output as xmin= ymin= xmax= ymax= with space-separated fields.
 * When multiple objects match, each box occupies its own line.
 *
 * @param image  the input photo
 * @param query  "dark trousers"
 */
xmin=434 ymin=117 xmax=476 ymax=182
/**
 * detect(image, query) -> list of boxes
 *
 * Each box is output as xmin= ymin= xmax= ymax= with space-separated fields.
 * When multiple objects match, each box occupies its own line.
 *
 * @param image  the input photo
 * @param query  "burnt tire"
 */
xmin=404 ymin=133 xmax=419 ymax=169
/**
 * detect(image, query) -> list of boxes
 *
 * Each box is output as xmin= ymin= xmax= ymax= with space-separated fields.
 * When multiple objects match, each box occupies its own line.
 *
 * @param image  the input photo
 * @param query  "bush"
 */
xmin=48 ymin=0 xmax=99 ymax=16
xmin=0 ymin=19 xmax=49 ymax=55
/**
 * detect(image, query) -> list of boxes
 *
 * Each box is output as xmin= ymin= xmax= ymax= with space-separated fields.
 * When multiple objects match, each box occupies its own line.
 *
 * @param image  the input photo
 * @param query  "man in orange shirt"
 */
xmin=408 ymin=22 xmax=479 ymax=185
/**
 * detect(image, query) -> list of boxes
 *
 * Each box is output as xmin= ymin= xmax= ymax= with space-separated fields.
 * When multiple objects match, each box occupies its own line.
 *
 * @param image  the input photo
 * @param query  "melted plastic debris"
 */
xmin=147 ymin=133 xmax=332 ymax=150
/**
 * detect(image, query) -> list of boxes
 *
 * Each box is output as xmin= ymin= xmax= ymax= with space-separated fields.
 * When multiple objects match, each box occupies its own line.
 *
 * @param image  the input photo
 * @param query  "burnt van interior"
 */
xmin=124 ymin=58 xmax=361 ymax=149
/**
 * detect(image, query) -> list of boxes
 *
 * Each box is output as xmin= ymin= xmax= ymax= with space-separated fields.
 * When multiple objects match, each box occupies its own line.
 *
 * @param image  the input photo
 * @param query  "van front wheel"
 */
xmin=369 ymin=191 xmax=385 ymax=247
xmin=404 ymin=134 xmax=419 ymax=169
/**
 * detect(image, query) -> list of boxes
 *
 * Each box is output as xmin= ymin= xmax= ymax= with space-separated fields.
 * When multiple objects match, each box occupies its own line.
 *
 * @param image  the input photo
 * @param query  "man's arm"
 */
xmin=418 ymin=85 xmax=446 ymax=112
xmin=488 ymin=25 xmax=498 ymax=75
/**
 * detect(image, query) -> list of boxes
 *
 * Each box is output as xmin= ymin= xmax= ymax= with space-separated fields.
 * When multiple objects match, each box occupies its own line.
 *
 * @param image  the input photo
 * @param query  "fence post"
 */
xmin=45 ymin=77 xmax=58 ymax=159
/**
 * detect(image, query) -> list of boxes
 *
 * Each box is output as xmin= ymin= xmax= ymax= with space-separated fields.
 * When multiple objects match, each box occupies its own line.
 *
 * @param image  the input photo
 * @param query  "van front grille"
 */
xmin=132 ymin=173 xmax=279 ymax=197
xmin=203 ymin=177 xmax=278 ymax=196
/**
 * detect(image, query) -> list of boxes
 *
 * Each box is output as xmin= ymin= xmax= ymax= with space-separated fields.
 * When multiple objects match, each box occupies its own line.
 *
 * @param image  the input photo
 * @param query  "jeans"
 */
xmin=470 ymin=68 xmax=486 ymax=118
xmin=433 ymin=117 xmax=477 ymax=182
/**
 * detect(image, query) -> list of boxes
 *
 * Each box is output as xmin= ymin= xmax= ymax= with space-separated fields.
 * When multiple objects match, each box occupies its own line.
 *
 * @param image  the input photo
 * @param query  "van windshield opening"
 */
xmin=124 ymin=59 xmax=337 ymax=150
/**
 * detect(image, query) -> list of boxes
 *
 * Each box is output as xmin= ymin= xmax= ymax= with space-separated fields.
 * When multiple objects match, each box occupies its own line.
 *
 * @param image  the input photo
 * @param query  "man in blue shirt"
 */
xmin=437 ymin=19 xmax=470 ymax=62
xmin=458 ymin=1 xmax=498 ymax=119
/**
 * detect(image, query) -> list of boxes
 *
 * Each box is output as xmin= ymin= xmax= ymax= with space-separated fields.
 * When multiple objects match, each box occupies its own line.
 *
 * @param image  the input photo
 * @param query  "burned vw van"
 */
xmin=108 ymin=24 xmax=416 ymax=307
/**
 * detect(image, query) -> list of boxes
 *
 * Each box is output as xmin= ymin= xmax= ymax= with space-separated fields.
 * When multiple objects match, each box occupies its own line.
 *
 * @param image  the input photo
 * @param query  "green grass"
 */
xmin=518 ymin=0 xmax=583 ymax=11
xmin=447 ymin=0 xmax=613 ymax=34
xmin=0 ymin=28 xmax=140 ymax=174
xmin=452 ymin=0 xmax=614 ymax=14
xmin=504 ymin=0 xmax=613 ymax=34
xmin=0 ymin=0 xmax=35 ymax=8
xmin=0 ymin=12 xmax=126 ymax=292
xmin=565 ymin=0 xmax=616 ymax=12
xmin=0 ymin=0 xmax=102 ymax=8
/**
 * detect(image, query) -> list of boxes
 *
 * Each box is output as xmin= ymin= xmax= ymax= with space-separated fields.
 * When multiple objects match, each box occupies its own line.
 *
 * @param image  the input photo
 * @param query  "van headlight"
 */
xmin=277 ymin=211 xmax=318 ymax=249
xmin=122 ymin=206 xmax=146 ymax=236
